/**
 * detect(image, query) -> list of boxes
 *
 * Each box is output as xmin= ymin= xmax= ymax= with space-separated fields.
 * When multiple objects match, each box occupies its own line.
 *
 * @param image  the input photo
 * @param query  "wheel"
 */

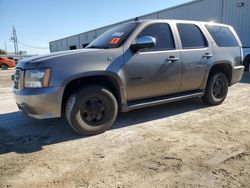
xmin=243 ymin=56 xmax=250 ymax=71
xmin=202 ymin=72 xmax=228 ymax=105
xmin=0 ymin=64 xmax=8 ymax=70
xmin=65 ymin=85 xmax=118 ymax=135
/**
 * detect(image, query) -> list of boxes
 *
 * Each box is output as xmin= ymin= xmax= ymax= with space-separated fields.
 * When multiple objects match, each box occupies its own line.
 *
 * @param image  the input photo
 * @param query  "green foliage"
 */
xmin=0 ymin=49 xmax=6 ymax=54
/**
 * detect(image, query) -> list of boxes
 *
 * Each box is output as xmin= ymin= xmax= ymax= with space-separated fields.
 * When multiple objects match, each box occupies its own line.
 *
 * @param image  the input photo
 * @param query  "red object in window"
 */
xmin=109 ymin=37 xmax=121 ymax=45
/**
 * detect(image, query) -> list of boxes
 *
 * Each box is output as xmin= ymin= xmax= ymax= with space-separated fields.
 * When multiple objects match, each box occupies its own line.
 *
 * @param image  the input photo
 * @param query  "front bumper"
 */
xmin=13 ymin=87 xmax=64 ymax=119
xmin=230 ymin=65 xmax=245 ymax=85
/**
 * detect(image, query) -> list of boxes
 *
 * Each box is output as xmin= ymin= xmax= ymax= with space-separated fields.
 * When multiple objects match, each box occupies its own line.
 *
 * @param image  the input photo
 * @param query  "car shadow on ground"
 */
xmin=0 ymin=97 xmax=209 ymax=155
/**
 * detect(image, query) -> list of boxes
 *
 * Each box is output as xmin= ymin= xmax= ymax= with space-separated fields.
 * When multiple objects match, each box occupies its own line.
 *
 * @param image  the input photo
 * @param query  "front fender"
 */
xmin=61 ymin=71 xmax=127 ymax=106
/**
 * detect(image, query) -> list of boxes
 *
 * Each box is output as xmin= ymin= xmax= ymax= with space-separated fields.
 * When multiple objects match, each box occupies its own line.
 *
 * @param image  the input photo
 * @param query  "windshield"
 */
xmin=86 ymin=23 xmax=138 ymax=49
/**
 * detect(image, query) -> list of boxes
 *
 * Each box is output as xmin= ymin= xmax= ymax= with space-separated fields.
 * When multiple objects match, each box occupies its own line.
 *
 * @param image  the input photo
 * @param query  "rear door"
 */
xmin=176 ymin=23 xmax=214 ymax=92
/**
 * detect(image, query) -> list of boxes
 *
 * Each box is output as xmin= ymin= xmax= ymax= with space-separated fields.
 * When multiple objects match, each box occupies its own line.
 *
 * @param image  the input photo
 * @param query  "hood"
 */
xmin=20 ymin=48 xmax=102 ymax=64
xmin=16 ymin=48 xmax=103 ymax=69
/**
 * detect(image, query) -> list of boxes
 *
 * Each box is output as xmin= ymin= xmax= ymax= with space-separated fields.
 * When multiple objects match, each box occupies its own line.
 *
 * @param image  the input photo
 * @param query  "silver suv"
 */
xmin=13 ymin=19 xmax=244 ymax=135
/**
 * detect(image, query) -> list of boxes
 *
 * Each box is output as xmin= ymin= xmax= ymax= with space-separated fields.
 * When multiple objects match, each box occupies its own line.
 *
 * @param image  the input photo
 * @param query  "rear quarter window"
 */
xmin=205 ymin=25 xmax=239 ymax=47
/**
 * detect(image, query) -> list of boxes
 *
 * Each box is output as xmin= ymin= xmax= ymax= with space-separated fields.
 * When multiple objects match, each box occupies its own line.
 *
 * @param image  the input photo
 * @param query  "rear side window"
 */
xmin=137 ymin=23 xmax=175 ymax=51
xmin=205 ymin=25 xmax=239 ymax=47
xmin=177 ymin=23 xmax=207 ymax=49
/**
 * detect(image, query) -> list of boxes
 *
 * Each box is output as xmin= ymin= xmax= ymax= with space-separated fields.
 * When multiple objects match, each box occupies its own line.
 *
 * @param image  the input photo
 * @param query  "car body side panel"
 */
xmin=179 ymin=48 xmax=213 ymax=91
xmin=119 ymin=21 xmax=182 ymax=101
xmin=171 ymin=21 xmax=214 ymax=92
xmin=123 ymin=50 xmax=182 ymax=101
xmin=31 ymin=48 xmax=123 ymax=86
xmin=204 ymin=24 xmax=243 ymax=86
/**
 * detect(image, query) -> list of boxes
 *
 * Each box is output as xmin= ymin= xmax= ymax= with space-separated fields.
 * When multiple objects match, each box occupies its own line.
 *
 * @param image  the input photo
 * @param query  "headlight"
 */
xmin=24 ymin=68 xmax=51 ymax=88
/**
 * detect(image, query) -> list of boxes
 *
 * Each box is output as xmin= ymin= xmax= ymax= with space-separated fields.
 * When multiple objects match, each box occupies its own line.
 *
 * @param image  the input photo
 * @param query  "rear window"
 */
xmin=177 ymin=23 xmax=207 ymax=49
xmin=205 ymin=25 xmax=239 ymax=47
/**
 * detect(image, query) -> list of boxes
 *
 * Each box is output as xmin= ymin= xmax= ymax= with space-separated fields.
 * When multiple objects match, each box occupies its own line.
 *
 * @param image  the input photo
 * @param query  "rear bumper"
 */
xmin=13 ymin=87 xmax=64 ymax=119
xmin=230 ymin=66 xmax=245 ymax=85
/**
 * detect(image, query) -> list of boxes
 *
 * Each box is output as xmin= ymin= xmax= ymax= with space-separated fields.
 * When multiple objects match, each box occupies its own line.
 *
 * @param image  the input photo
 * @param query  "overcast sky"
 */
xmin=0 ymin=0 xmax=190 ymax=54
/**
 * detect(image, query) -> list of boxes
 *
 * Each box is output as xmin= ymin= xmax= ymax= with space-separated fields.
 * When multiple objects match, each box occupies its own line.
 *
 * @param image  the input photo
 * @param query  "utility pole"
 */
xmin=11 ymin=26 xmax=19 ymax=54
xmin=4 ymin=41 xmax=7 ymax=53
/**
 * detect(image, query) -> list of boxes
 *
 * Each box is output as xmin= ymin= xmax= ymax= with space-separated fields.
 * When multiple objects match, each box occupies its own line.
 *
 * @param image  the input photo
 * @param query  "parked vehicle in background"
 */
xmin=7 ymin=57 xmax=19 ymax=65
xmin=12 ymin=19 xmax=244 ymax=135
xmin=0 ymin=56 xmax=16 ymax=70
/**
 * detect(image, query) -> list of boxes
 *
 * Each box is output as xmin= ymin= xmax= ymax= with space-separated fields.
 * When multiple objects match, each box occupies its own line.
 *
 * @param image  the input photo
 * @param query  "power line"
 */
xmin=17 ymin=41 xmax=49 ymax=49
xmin=9 ymin=26 xmax=49 ymax=51
xmin=9 ymin=38 xmax=49 ymax=50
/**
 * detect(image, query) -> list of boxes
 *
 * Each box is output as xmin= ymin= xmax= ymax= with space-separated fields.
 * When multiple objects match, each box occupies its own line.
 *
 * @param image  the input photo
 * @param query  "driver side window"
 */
xmin=137 ymin=23 xmax=175 ymax=51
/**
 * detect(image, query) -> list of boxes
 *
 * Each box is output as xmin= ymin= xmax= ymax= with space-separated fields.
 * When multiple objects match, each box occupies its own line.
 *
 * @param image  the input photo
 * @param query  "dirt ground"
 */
xmin=0 ymin=69 xmax=250 ymax=188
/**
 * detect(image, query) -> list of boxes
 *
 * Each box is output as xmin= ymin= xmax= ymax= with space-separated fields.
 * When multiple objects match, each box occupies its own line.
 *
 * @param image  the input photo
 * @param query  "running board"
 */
xmin=125 ymin=91 xmax=204 ymax=111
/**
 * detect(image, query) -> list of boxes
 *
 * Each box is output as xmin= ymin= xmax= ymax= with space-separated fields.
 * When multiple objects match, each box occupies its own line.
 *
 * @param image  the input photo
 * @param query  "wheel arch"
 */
xmin=61 ymin=72 xmax=125 ymax=116
xmin=207 ymin=63 xmax=233 ymax=85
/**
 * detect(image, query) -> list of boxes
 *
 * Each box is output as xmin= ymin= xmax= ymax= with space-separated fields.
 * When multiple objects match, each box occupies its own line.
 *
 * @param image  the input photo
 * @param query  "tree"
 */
xmin=0 ymin=49 xmax=6 ymax=54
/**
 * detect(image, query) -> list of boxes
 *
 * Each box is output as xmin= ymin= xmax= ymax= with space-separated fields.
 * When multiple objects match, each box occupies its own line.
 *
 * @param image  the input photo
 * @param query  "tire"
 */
xmin=0 ymin=64 xmax=8 ymax=70
xmin=243 ymin=56 xmax=250 ymax=71
xmin=65 ymin=85 xmax=118 ymax=135
xmin=202 ymin=72 xmax=228 ymax=105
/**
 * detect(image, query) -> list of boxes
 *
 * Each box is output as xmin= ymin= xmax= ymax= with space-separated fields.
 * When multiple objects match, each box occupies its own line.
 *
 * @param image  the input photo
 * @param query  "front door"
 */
xmin=124 ymin=23 xmax=182 ymax=101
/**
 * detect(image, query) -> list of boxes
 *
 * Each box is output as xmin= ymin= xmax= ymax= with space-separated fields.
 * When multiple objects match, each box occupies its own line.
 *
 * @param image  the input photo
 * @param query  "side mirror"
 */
xmin=131 ymin=36 xmax=156 ymax=52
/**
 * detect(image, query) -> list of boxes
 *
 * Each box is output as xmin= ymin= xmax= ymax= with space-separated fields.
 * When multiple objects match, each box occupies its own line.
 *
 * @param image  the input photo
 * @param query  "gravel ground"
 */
xmin=0 ymin=69 xmax=250 ymax=188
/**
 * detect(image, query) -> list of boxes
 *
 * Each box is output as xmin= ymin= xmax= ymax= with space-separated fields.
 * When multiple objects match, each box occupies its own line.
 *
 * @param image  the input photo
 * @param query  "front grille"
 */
xmin=13 ymin=69 xmax=24 ymax=89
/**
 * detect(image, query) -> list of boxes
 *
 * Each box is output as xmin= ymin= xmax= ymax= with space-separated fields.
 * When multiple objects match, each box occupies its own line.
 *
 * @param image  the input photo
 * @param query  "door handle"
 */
xmin=166 ymin=56 xmax=179 ymax=63
xmin=203 ymin=53 xmax=213 ymax=58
